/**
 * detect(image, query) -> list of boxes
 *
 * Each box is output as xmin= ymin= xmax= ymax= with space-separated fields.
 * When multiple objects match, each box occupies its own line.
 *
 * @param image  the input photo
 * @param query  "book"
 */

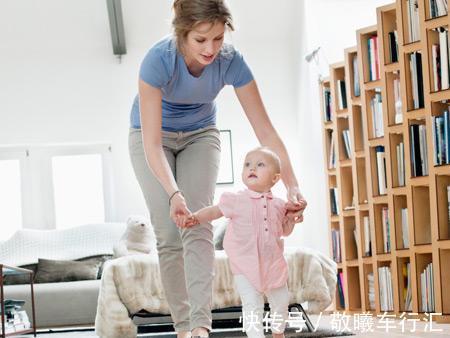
xmin=439 ymin=28 xmax=449 ymax=90
xmin=376 ymin=146 xmax=387 ymax=195
xmin=447 ymin=185 xmax=450 ymax=235
xmin=353 ymin=55 xmax=360 ymax=97
xmin=388 ymin=31 xmax=398 ymax=63
xmin=363 ymin=215 xmax=371 ymax=256
xmin=342 ymin=129 xmax=352 ymax=159
xmin=393 ymin=73 xmax=402 ymax=123
xmin=401 ymin=208 xmax=409 ymax=248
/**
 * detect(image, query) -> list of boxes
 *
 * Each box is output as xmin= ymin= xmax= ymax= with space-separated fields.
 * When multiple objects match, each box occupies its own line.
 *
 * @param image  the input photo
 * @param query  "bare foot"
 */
xmin=272 ymin=333 xmax=285 ymax=338
xmin=177 ymin=331 xmax=191 ymax=338
xmin=191 ymin=327 xmax=209 ymax=337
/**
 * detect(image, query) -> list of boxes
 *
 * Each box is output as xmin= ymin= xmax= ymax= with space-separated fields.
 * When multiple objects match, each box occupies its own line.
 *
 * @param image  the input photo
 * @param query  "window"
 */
xmin=0 ymin=158 xmax=23 ymax=240
xmin=52 ymin=154 xmax=105 ymax=228
xmin=0 ymin=144 xmax=114 ymax=232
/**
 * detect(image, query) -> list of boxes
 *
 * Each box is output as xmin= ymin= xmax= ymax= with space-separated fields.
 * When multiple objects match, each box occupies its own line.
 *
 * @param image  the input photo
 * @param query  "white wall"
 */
xmin=0 ymin=0 xmax=304 ymax=244
xmin=0 ymin=0 xmax=399 ymax=255
xmin=296 ymin=0 xmax=393 ymax=254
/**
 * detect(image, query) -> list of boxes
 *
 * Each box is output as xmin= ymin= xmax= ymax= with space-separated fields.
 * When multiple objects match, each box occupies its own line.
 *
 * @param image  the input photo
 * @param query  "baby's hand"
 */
xmin=183 ymin=214 xmax=200 ymax=228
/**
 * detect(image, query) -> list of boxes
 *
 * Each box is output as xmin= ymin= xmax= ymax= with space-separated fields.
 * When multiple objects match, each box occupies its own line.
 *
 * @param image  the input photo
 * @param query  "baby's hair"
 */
xmin=247 ymin=146 xmax=281 ymax=174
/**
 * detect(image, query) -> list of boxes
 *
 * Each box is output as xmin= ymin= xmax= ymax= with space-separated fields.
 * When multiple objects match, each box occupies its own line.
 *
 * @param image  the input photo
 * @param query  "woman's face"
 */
xmin=183 ymin=21 xmax=225 ymax=67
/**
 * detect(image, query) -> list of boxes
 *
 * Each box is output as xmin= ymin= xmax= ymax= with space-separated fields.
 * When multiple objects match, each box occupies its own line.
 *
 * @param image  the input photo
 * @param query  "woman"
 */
xmin=129 ymin=1 xmax=307 ymax=337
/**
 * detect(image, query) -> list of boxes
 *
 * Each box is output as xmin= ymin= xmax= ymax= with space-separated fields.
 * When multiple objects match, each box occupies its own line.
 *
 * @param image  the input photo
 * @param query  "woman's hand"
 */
xmin=284 ymin=186 xmax=307 ymax=225
xmin=169 ymin=192 xmax=192 ymax=228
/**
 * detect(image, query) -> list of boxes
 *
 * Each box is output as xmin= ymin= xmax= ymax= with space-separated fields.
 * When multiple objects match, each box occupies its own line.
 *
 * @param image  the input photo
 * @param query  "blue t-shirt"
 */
xmin=130 ymin=36 xmax=254 ymax=131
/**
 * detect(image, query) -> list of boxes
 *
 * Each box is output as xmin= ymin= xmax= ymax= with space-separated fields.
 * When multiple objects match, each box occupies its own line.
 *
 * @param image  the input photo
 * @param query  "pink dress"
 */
xmin=218 ymin=189 xmax=288 ymax=292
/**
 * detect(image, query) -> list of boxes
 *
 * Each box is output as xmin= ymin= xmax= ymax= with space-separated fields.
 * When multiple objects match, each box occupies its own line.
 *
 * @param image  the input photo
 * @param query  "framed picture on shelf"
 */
xmin=217 ymin=130 xmax=234 ymax=185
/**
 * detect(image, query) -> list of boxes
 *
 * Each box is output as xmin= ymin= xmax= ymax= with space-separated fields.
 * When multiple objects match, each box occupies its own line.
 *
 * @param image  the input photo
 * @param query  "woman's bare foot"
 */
xmin=273 ymin=333 xmax=285 ymax=338
xmin=191 ymin=326 xmax=209 ymax=337
xmin=177 ymin=331 xmax=191 ymax=338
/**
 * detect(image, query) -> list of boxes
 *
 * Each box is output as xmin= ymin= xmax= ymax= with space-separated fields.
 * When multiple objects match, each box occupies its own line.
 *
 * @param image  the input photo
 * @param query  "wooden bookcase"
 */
xmin=320 ymin=1 xmax=450 ymax=322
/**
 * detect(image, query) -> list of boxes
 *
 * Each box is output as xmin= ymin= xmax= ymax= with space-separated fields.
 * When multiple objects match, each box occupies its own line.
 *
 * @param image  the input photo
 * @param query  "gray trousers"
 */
xmin=128 ymin=126 xmax=221 ymax=332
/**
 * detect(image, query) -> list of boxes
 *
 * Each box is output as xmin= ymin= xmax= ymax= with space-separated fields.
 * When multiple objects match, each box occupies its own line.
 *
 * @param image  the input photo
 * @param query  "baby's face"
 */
xmin=242 ymin=151 xmax=280 ymax=192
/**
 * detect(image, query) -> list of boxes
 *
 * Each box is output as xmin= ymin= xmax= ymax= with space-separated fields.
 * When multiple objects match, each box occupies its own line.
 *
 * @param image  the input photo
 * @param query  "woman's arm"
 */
xmin=139 ymin=79 xmax=190 ymax=222
xmin=234 ymin=80 xmax=304 ymax=200
xmin=235 ymin=80 xmax=307 ymax=224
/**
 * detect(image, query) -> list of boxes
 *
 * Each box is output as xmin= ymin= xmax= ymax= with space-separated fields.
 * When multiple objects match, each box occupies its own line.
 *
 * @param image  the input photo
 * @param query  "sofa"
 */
xmin=1 ymin=223 xmax=125 ymax=328
xmin=1 ymin=222 xmax=337 ymax=332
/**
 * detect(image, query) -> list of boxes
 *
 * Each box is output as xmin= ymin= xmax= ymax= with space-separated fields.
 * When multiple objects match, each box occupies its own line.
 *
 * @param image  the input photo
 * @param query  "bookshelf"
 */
xmin=320 ymin=1 xmax=450 ymax=322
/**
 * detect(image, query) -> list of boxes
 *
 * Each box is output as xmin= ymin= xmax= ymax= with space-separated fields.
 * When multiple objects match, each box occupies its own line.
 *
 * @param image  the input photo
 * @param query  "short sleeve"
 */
xmin=218 ymin=192 xmax=237 ymax=219
xmin=224 ymin=49 xmax=254 ymax=88
xmin=139 ymin=41 xmax=174 ymax=88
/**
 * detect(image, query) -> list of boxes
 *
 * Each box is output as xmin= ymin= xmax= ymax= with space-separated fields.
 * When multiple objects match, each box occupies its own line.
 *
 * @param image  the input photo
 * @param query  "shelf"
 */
xmin=340 ymin=159 xmax=353 ymax=167
xmin=426 ymin=25 xmax=449 ymax=94
xmin=373 ymin=195 xmax=389 ymax=203
xmin=412 ymin=185 xmax=432 ymax=245
xmin=393 ymin=194 xmax=409 ymax=250
xmin=355 ymin=150 xmax=365 ymax=158
xmin=321 ymin=0 xmax=450 ymax=316
xmin=388 ymin=123 xmax=403 ymax=133
xmin=405 ymin=107 xmax=426 ymax=119
xmin=363 ymin=263 xmax=375 ymax=311
xmin=352 ymin=97 xmax=362 ymax=105
xmin=374 ymin=202 xmax=391 ymax=254
xmin=356 ymin=157 xmax=369 ymax=205
xmin=337 ymin=117 xmax=352 ymax=162
xmin=342 ymin=209 xmax=356 ymax=216
xmin=332 ymin=65 xmax=348 ymax=114
xmin=392 ymin=186 xmax=407 ymax=194
xmin=370 ymin=145 xmax=388 ymax=197
xmin=368 ymin=138 xmax=385 ymax=147
xmin=346 ymin=48 xmax=362 ymax=102
xmin=424 ymin=14 xmax=449 ymax=29
xmin=436 ymin=175 xmax=450 ymax=241
xmin=385 ymin=70 xmax=403 ymax=126
xmin=415 ymin=252 xmax=434 ymax=313
xmin=429 ymin=89 xmax=450 ymax=102
xmin=385 ymin=62 xmax=400 ymax=72
xmin=378 ymin=3 xmax=398 ymax=66
xmin=402 ymin=41 xmax=422 ymax=53
xmin=347 ymin=259 xmax=360 ymax=267
xmin=389 ymin=132 xmax=406 ymax=188
xmin=396 ymin=256 xmax=412 ymax=312
xmin=439 ymin=249 xmax=450 ymax=314
xmin=359 ymin=203 xmax=370 ymax=211
xmin=347 ymin=266 xmax=362 ymax=310
xmin=364 ymin=88 xmax=384 ymax=142
xmin=404 ymin=50 xmax=425 ymax=111
xmin=359 ymin=209 xmax=372 ymax=257
xmin=357 ymin=25 xmax=380 ymax=84
xmin=344 ymin=216 xmax=358 ymax=261
xmin=340 ymin=166 xmax=355 ymax=212
xmin=409 ymin=175 xmax=429 ymax=185
xmin=434 ymin=164 xmax=450 ymax=175
xmin=376 ymin=260 xmax=394 ymax=312
xmin=352 ymin=105 xmax=365 ymax=152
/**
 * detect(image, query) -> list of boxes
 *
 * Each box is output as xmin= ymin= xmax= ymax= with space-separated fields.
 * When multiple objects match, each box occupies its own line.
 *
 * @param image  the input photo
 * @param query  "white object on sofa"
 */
xmin=0 ymin=223 xmax=126 ymax=266
xmin=1 ymin=223 xmax=126 ymax=328
xmin=95 ymin=246 xmax=337 ymax=338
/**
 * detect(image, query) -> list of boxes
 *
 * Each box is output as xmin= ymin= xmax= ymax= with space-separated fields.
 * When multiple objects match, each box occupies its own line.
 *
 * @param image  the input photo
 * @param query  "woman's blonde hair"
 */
xmin=172 ymin=0 xmax=234 ymax=50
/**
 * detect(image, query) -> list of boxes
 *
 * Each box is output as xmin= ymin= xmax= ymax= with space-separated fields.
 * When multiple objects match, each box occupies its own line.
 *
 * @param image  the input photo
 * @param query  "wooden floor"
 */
xmin=309 ymin=314 xmax=450 ymax=337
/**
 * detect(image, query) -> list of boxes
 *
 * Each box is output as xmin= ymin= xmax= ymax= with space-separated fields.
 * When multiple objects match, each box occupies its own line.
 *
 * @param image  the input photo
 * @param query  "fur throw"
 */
xmin=95 ymin=247 xmax=336 ymax=338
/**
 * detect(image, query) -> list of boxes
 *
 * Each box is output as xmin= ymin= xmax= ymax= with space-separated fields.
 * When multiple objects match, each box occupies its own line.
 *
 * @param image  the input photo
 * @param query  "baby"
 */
xmin=183 ymin=146 xmax=298 ymax=338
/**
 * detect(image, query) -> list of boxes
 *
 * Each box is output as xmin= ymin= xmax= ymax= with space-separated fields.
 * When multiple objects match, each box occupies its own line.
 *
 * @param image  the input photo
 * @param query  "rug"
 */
xmin=15 ymin=327 xmax=354 ymax=337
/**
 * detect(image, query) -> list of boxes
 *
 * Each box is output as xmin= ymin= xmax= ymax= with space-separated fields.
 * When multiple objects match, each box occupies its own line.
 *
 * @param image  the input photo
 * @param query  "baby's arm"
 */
xmin=281 ymin=203 xmax=295 ymax=236
xmin=282 ymin=219 xmax=295 ymax=237
xmin=184 ymin=205 xmax=224 ymax=227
